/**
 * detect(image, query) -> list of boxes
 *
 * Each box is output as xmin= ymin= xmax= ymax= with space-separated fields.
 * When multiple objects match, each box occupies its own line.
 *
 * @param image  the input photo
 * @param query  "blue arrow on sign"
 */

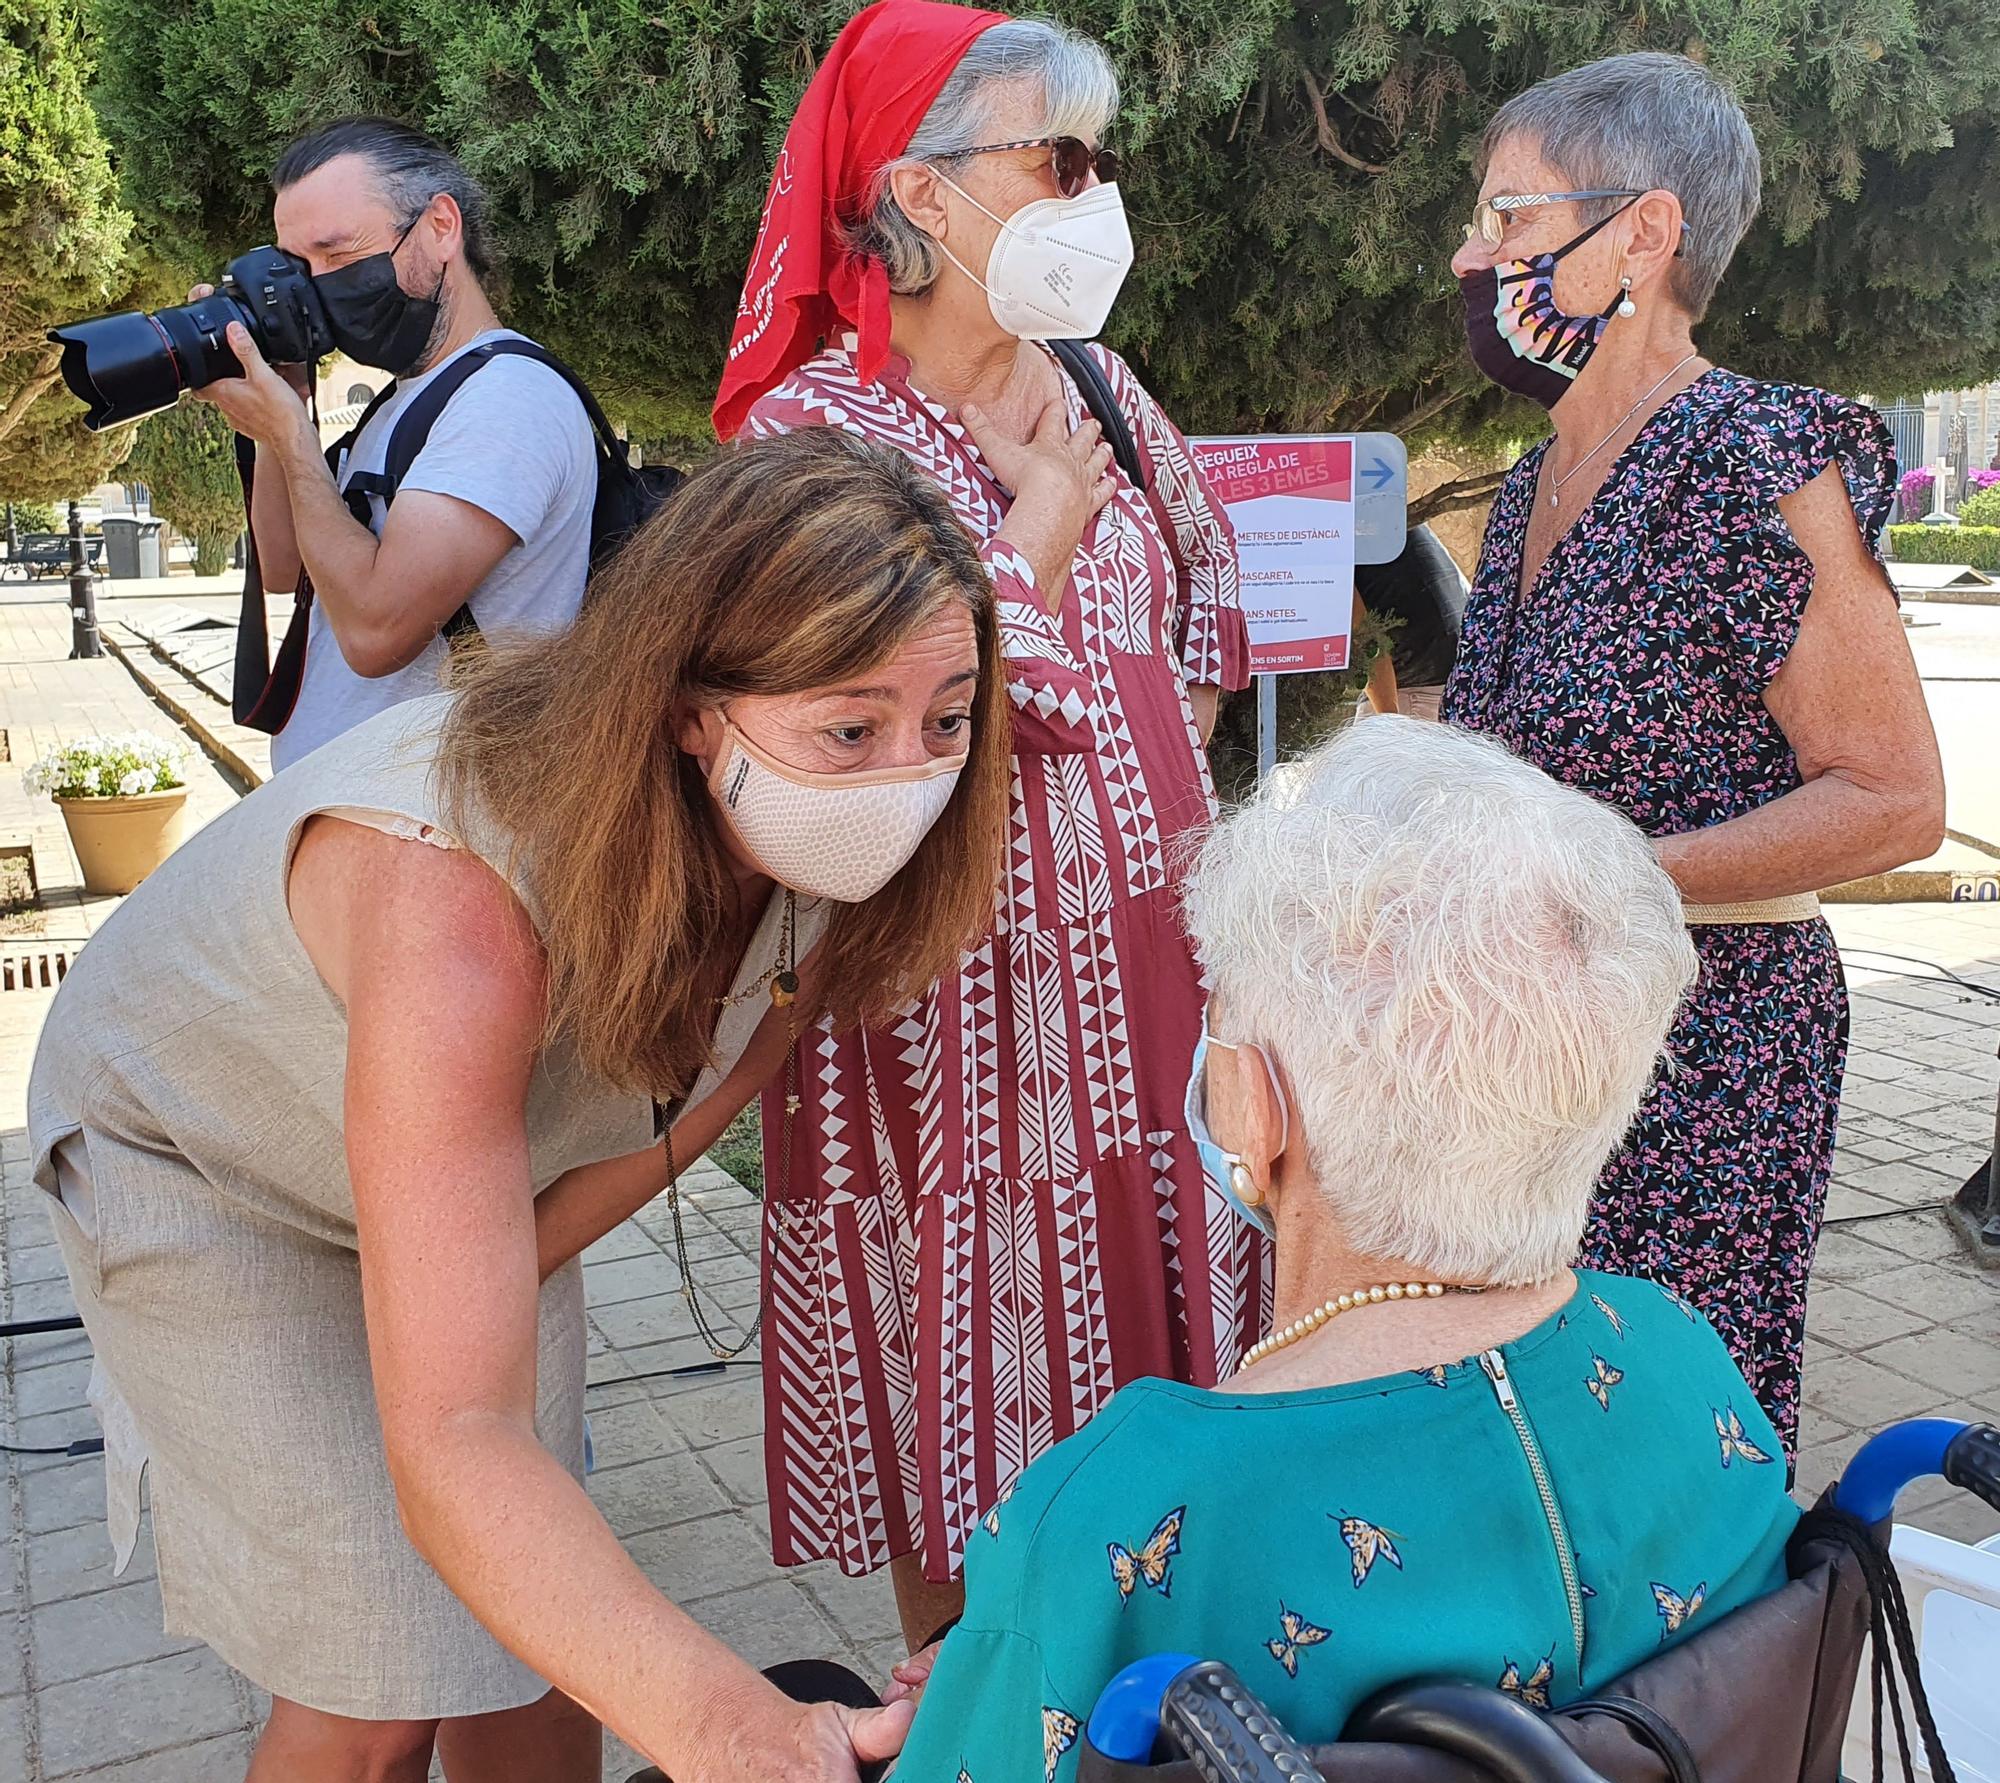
xmin=1362 ymin=455 xmax=1396 ymax=493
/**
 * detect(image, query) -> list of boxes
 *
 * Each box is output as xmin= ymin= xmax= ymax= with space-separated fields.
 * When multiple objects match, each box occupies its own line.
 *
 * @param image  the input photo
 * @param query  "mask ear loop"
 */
xmin=1546 ymin=196 xmax=1642 ymax=322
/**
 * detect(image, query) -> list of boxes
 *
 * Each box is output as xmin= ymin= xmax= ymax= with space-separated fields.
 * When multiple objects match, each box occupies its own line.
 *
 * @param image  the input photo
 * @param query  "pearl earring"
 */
xmin=1616 ymin=276 xmax=1637 ymax=319
xmin=1229 ymin=1162 xmax=1265 ymax=1209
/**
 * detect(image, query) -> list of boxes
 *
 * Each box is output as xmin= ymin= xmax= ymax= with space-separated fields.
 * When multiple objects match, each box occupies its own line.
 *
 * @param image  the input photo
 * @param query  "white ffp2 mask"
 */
xmin=706 ymin=719 xmax=964 ymax=903
xmin=935 ymin=177 xmax=1135 ymax=341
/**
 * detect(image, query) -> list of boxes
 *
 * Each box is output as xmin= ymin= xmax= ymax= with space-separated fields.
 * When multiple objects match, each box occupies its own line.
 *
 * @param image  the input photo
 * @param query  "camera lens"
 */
xmin=49 ymin=296 xmax=250 ymax=430
xmin=50 ymin=313 xmax=185 ymax=429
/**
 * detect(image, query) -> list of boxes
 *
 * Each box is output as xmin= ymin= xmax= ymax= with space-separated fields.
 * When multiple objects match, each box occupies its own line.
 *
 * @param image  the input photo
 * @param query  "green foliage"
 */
xmin=127 ymin=399 xmax=242 ymax=572
xmin=0 ymin=380 xmax=134 ymax=501
xmin=0 ymin=0 xmax=133 ymax=481
xmin=8 ymin=499 xmax=60 ymax=531
xmin=1956 ymin=486 xmax=2000 ymax=529
xmin=1887 ymin=523 xmax=2000 ymax=571
xmin=88 ymin=0 xmax=2000 ymax=457
xmin=706 ymin=1104 xmax=765 ymax=1195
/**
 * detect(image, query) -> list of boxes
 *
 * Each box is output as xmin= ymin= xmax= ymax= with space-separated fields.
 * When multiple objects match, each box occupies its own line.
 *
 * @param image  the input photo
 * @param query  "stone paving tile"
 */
xmin=626 ymin=1512 xmax=784 ymax=1603
xmin=35 ymin=1647 xmax=245 ymax=1777
xmin=27 ymin=1519 xmax=154 ymax=1607
xmin=77 ymin=1730 xmax=259 ymax=1781
xmin=31 ymin=1575 xmax=202 ymax=1685
xmin=586 ymin=1451 xmax=736 ymax=1540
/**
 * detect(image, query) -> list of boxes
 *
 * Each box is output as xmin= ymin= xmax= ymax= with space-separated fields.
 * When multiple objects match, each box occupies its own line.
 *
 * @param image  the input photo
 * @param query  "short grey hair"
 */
xmin=1184 ymin=719 xmax=1697 ymax=1288
xmin=846 ymin=18 xmax=1120 ymax=296
xmin=1481 ymin=52 xmax=1760 ymax=320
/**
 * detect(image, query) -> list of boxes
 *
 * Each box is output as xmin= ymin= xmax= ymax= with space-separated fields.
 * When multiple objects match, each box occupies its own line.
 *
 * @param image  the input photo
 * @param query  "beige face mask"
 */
xmin=706 ymin=716 xmax=965 ymax=903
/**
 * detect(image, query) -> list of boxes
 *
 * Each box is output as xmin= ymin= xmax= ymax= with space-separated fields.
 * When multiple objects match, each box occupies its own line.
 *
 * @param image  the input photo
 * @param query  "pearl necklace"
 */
xmin=1237 ymin=1280 xmax=1481 ymax=1374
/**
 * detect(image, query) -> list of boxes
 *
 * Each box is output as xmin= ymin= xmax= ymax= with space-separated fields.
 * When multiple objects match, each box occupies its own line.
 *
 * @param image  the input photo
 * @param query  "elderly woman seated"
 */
xmin=885 ymin=717 xmax=1800 ymax=1780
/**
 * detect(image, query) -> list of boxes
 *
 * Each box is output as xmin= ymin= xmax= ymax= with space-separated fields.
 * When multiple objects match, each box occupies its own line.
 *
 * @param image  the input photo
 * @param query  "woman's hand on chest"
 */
xmin=963 ymin=390 xmax=1117 ymax=614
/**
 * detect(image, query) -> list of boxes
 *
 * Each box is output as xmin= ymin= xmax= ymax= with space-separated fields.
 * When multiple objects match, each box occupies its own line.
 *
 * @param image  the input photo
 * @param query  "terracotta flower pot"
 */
xmin=56 ymin=786 xmax=192 ymax=895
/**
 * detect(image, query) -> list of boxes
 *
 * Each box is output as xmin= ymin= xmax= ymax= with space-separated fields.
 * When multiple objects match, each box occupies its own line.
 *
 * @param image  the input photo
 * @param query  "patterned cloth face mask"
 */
xmin=706 ymin=716 xmax=964 ymax=903
xmin=1185 ymin=1018 xmax=1286 ymax=1240
xmin=1458 ymin=201 xmax=1637 ymax=411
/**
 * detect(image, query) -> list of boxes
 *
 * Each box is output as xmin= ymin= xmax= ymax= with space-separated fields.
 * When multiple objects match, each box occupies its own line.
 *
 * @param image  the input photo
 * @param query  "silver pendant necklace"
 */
xmin=1546 ymin=351 xmax=1700 ymax=510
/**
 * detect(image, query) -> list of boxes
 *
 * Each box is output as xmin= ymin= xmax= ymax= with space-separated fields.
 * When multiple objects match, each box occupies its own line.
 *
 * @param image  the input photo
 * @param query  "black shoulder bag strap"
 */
xmin=353 ymin=337 xmax=633 ymax=639
xmin=1049 ymin=337 xmax=1144 ymax=488
xmin=232 ymin=378 xmax=400 ymax=732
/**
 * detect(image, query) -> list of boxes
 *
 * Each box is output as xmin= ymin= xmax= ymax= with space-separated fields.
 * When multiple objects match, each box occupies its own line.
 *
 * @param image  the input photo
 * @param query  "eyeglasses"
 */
xmin=1463 ymin=189 xmax=1643 ymax=248
xmin=957 ymin=136 xmax=1120 ymax=199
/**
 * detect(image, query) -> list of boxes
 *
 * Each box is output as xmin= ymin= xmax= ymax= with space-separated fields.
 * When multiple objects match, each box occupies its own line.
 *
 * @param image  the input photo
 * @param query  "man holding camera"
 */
xmin=200 ymin=119 xmax=595 ymax=771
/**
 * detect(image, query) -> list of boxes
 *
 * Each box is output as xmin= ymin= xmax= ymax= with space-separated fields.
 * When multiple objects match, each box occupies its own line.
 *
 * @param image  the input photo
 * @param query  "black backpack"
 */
xmin=233 ymin=338 xmax=682 ymax=734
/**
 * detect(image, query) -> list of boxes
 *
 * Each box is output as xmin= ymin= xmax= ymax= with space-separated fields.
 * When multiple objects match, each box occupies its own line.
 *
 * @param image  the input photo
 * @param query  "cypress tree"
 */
xmin=0 ymin=0 xmax=135 ymax=495
xmin=86 ymin=0 xmax=2000 ymax=511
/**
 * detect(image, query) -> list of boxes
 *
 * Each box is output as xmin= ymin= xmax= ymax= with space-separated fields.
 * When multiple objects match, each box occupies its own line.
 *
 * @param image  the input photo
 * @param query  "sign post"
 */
xmin=1190 ymin=433 xmax=1408 ymax=781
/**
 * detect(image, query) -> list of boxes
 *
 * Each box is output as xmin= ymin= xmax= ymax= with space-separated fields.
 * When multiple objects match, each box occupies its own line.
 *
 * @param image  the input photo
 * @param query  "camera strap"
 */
xmin=232 ymin=378 xmax=403 ymax=732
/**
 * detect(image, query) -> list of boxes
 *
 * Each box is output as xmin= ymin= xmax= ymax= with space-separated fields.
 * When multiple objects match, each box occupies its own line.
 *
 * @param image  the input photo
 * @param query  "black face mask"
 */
xmin=1458 ymin=204 xmax=1633 ymax=411
xmin=313 ymin=216 xmax=445 ymax=376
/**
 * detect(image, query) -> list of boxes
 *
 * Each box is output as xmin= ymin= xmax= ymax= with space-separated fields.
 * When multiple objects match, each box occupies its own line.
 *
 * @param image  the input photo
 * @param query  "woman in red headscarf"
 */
xmin=715 ymin=0 xmax=1266 ymax=1649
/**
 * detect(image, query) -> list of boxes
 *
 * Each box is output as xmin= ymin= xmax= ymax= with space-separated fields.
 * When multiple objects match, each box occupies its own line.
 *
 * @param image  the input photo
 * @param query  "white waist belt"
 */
xmin=1682 ymin=892 xmax=1822 ymax=926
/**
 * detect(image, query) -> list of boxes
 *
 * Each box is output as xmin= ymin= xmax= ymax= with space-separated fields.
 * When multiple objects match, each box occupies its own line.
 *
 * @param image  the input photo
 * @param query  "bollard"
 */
xmin=67 ymin=500 xmax=103 ymax=659
xmin=1947 ymin=1030 xmax=2000 ymax=1270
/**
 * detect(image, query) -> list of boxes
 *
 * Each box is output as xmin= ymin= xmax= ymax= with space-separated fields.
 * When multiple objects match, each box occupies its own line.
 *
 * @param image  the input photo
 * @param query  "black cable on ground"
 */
xmin=0 ymin=1314 xmax=84 ymax=1339
xmin=1839 ymin=949 xmax=2000 ymax=1004
xmin=0 ymin=1437 xmax=102 ymax=1458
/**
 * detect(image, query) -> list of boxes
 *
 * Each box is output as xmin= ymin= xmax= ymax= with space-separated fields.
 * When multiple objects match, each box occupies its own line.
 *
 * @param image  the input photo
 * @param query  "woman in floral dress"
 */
xmin=1444 ymin=53 xmax=1943 ymax=1455
xmin=712 ymin=3 xmax=1262 ymax=1640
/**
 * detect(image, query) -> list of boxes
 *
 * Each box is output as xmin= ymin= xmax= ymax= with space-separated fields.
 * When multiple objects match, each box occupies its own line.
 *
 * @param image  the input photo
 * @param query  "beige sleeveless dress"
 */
xmin=25 ymin=692 xmax=815 ymax=1720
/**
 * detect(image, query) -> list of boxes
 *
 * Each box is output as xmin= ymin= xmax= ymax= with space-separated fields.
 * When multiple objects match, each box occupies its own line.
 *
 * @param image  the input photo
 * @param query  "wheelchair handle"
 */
xmin=1084 ymin=1655 xmax=1323 ymax=1779
xmin=1343 ymin=1681 xmax=1615 ymax=1783
xmin=1833 ymin=1418 xmax=2000 ymax=1523
xmin=1161 ymin=1661 xmax=1326 ymax=1782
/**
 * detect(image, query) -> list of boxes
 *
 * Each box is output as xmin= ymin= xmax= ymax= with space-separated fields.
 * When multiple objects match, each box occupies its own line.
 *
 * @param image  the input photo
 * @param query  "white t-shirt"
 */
xmin=270 ymin=328 xmax=595 ymax=772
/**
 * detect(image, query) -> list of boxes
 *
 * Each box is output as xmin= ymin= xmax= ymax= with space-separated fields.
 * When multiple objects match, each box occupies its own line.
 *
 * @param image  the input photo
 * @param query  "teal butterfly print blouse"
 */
xmin=896 ymin=1270 xmax=1796 ymax=1782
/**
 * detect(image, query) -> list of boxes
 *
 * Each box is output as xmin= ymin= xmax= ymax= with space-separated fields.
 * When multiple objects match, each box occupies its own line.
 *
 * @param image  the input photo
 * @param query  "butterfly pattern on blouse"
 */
xmin=1042 ymin=1707 xmax=1080 ymax=1783
xmin=1264 ymin=1603 xmax=1332 ymax=1677
xmin=1590 ymin=1293 xmax=1627 ymax=1339
xmin=1714 ymin=1403 xmax=1774 ymax=1469
xmin=1335 ymin=1514 xmax=1404 ymax=1588
xmin=1497 ymin=1650 xmax=1555 ymax=1709
xmin=1652 ymin=1579 xmax=1707 ymax=1639
xmin=1584 ymin=1354 xmax=1624 ymax=1411
xmin=1412 ymin=1363 xmax=1452 ymax=1388
xmin=983 ymin=1476 xmax=1019 ymax=1538
xmin=1108 ymin=1506 xmax=1185 ymax=1604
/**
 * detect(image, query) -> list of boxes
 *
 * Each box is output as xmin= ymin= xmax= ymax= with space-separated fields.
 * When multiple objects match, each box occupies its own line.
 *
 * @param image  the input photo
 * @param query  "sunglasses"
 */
xmin=957 ymin=135 xmax=1120 ymax=199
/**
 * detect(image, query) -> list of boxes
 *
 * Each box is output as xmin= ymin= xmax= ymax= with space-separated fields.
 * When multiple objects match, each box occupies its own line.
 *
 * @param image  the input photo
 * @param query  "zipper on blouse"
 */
xmin=1480 ymin=1347 xmax=1586 ymax=1675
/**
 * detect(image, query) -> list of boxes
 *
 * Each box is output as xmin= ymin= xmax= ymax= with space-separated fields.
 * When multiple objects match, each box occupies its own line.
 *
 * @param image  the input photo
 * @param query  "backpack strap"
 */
xmin=1049 ymin=338 xmax=1145 ymax=489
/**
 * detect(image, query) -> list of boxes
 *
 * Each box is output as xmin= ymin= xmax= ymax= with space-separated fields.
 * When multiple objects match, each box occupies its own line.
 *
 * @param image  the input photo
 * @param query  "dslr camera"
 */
xmin=51 ymin=247 xmax=333 ymax=431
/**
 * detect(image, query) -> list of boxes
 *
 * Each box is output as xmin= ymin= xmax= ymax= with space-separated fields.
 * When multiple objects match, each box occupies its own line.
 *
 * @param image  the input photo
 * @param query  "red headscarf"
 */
xmin=712 ymin=0 xmax=1009 ymax=439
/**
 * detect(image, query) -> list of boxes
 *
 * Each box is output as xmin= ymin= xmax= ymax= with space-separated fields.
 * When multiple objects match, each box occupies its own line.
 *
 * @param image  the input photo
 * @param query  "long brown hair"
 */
xmin=437 ymin=427 xmax=1011 ymax=1100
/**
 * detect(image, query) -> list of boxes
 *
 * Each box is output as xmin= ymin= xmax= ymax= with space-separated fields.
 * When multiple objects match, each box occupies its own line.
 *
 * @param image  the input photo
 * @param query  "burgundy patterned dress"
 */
xmin=744 ymin=339 xmax=1267 ymax=1580
xmin=1444 ymin=369 xmax=1896 ymax=1455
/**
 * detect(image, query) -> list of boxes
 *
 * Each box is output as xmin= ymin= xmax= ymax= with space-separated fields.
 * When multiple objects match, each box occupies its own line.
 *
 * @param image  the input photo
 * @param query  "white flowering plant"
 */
xmin=23 ymin=732 xmax=191 ymax=801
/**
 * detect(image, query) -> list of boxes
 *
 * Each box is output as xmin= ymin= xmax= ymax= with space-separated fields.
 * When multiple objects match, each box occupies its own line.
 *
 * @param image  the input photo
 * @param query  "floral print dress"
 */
xmin=892 ymin=1270 xmax=1797 ymax=1781
xmin=1443 ymin=370 xmax=1897 ymax=1455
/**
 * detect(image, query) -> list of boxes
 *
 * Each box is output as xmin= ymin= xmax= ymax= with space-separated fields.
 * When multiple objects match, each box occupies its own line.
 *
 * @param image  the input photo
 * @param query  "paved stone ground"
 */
xmin=0 ymin=593 xmax=1994 ymax=1778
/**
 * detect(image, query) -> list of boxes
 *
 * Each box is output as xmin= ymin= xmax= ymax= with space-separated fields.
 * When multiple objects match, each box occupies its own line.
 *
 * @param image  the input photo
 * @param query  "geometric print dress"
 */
xmin=1445 ymin=370 xmax=1898 ymax=1457
xmin=745 ymin=339 xmax=1267 ymax=1581
xmin=890 ymin=1269 xmax=1799 ymax=1780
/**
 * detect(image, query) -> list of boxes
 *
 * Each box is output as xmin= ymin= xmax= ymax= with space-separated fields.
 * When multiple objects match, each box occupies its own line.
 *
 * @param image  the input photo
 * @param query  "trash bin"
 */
xmin=100 ymin=515 xmax=164 ymax=580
